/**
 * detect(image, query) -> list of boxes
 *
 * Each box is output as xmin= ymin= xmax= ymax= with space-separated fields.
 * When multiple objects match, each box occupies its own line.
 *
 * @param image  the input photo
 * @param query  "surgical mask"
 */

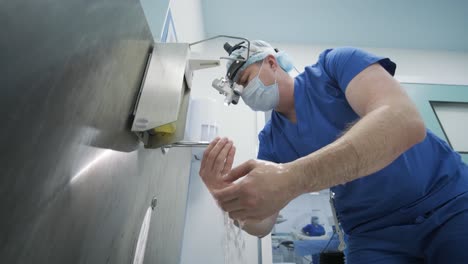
xmin=241 ymin=60 xmax=279 ymax=112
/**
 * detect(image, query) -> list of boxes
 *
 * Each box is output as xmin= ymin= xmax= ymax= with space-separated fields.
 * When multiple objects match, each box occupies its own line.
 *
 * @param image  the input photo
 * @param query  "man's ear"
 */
xmin=266 ymin=54 xmax=278 ymax=70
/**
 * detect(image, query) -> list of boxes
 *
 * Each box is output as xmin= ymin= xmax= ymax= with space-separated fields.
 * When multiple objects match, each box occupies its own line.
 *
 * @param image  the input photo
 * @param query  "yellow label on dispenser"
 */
xmin=153 ymin=122 xmax=177 ymax=134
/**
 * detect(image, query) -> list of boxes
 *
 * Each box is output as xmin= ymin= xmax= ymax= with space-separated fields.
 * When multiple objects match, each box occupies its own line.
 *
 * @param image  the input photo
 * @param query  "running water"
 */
xmin=223 ymin=211 xmax=246 ymax=264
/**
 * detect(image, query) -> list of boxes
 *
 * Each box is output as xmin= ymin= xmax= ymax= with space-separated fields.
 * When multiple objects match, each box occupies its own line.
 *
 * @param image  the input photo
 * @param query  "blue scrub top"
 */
xmin=302 ymin=223 xmax=326 ymax=237
xmin=258 ymin=47 xmax=468 ymax=234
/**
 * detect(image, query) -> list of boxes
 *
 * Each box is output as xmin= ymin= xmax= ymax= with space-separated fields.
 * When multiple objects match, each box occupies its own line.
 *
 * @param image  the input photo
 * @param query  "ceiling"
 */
xmin=201 ymin=0 xmax=468 ymax=51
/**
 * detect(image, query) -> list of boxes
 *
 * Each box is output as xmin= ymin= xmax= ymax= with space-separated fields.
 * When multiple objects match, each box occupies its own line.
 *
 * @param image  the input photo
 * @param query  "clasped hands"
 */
xmin=199 ymin=137 xmax=300 ymax=222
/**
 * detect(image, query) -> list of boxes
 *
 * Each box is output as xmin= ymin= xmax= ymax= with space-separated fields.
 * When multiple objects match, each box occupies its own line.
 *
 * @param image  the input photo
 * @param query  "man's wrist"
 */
xmin=280 ymin=161 xmax=309 ymax=199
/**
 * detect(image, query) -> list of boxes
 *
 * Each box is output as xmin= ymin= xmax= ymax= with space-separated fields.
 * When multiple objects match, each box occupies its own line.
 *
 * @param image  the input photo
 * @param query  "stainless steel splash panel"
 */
xmin=0 ymin=0 xmax=191 ymax=263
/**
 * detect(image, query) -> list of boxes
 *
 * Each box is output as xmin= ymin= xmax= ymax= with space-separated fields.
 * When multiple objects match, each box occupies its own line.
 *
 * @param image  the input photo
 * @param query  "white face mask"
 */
xmin=241 ymin=60 xmax=279 ymax=112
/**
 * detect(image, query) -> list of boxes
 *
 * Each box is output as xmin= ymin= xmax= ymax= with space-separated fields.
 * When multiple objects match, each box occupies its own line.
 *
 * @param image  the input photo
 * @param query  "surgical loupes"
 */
xmin=212 ymin=77 xmax=241 ymax=105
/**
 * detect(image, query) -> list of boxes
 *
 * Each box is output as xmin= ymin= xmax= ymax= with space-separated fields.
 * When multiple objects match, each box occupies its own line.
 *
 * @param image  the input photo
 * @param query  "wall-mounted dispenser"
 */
xmin=131 ymin=43 xmax=219 ymax=149
xmin=131 ymin=35 xmax=250 ymax=151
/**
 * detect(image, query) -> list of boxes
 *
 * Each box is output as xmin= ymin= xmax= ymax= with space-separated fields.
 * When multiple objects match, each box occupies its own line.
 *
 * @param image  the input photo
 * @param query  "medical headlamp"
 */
xmin=189 ymin=35 xmax=251 ymax=105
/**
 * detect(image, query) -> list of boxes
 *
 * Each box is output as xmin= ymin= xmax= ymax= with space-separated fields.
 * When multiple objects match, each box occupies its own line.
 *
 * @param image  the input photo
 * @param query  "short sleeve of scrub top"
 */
xmin=323 ymin=47 xmax=396 ymax=92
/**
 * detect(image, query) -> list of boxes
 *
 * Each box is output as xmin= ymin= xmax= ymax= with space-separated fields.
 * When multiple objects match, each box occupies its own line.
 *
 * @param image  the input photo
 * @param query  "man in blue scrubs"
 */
xmin=302 ymin=216 xmax=326 ymax=237
xmin=198 ymin=40 xmax=468 ymax=263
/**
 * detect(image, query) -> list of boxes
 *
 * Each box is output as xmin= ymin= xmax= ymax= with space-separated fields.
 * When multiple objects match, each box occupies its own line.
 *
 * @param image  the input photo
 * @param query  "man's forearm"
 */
xmin=287 ymin=103 xmax=426 ymax=195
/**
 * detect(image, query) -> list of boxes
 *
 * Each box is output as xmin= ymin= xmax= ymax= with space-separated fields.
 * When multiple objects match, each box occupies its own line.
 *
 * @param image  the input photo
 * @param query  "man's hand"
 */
xmin=212 ymin=159 xmax=301 ymax=222
xmin=199 ymin=137 xmax=236 ymax=192
xmin=199 ymin=140 xmax=284 ymax=236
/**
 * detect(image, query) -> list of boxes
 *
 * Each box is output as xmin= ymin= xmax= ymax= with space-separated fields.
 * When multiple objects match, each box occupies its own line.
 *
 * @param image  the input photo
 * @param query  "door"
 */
xmin=404 ymin=83 xmax=468 ymax=163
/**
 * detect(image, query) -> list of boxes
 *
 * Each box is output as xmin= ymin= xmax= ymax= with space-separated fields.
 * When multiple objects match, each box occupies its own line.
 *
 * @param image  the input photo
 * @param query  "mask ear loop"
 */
xmin=268 ymin=55 xmax=279 ymax=86
xmin=258 ymin=57 xmax=278 ymax=87
xmin=257 ymin=58 xmax=265 ymax=79
xmin=274 ymin=64 xmax=278 ymax=86
xmin=270 ymin=57 xmax=278 ymax=88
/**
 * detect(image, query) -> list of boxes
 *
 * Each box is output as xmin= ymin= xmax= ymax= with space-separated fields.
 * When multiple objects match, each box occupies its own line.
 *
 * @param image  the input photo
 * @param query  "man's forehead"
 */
xmin=236 ymin=69 xmax=247 ymax=81
xmin=236 ymin=64 xmax=256 ymax=81
xmin=233 ymin=69 xmax=246 ymax=83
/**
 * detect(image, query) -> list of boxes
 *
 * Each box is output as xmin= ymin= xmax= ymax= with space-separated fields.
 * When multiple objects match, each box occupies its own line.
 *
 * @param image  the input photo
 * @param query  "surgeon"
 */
xmin=302 ymin=216 xmax=326 ymax=237
xmin=198 ymin=40 xmax=468 ymax=263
